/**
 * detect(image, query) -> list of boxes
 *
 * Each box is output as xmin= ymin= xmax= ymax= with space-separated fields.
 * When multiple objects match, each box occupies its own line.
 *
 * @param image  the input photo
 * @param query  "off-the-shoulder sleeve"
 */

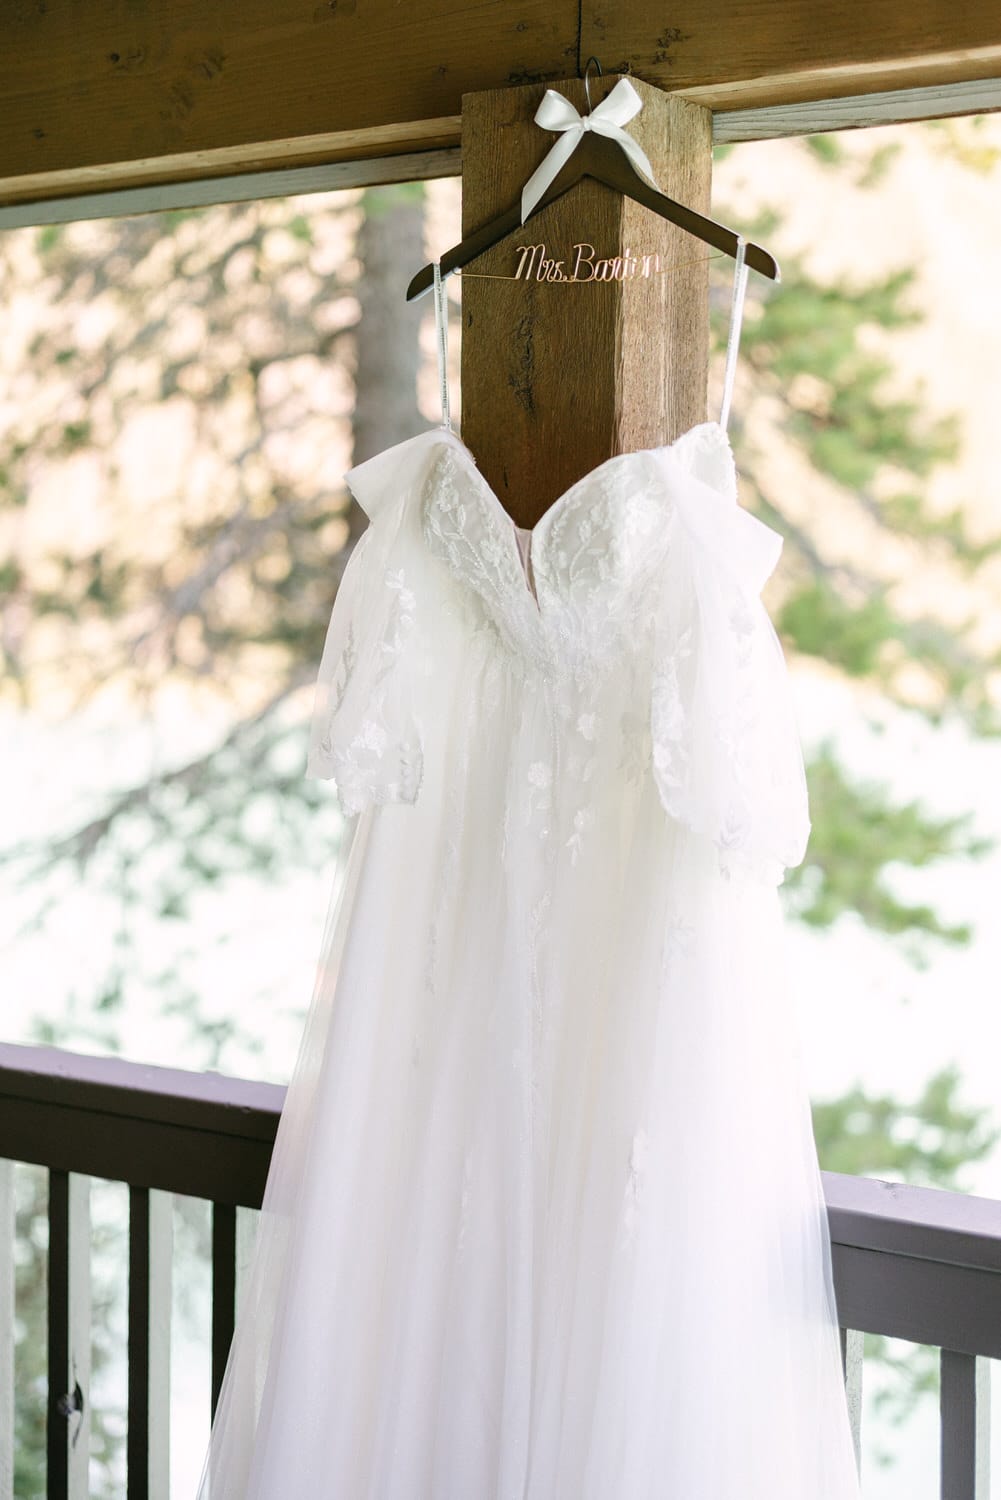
xmin=649 ymin=448 xmax=810 ymax=884
xmin=305 ymin=437 xmax=430 ymax=814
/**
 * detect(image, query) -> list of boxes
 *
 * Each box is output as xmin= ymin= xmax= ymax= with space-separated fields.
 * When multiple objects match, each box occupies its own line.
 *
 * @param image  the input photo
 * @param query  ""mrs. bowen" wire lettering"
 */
xmin=513 ymin=242 xmax=668 ymax=282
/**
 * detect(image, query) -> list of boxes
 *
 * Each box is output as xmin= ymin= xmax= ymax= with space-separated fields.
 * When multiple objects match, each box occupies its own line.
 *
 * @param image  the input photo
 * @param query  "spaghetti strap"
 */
xmin=718 ymin=233 xmax=749 ymax=434
xmin=432 ymin=259 xmax=453 ymax=432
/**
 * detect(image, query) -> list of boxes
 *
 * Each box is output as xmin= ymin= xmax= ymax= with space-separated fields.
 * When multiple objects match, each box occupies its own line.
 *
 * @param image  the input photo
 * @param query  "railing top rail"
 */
xmin=0 ymin=1039 xmax=284 ymax=1141
xmin=2 ymin=1041 xmax=1000 ymax=1274
xmin=824 ymin=1168 xmax=1001 ymax=1275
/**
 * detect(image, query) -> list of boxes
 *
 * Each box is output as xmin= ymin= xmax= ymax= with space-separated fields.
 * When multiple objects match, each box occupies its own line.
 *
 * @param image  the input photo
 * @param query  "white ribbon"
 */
xmin=520 ymin=76 xmax=661 ymax=224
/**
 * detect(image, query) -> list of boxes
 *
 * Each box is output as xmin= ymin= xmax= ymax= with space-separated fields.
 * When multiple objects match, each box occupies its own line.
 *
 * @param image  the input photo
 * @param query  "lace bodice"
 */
xmin=306 ymin=422 xmax=810 ymax=884
xmin=422 ymin=434 xmax=674 ymax=677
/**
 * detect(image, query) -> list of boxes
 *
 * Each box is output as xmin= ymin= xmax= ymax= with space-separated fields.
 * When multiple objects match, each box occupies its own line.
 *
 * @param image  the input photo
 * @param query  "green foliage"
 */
xmin=743 ymin=255 xmax=959 ymax=486
xmin=778 ymin=581 xmax=897 ymax=677
xmin=784 ymin=744 xmax=993 ymax=950
xmin=921 ymin=115 xmax=1001 ymax=174
xmin=879 ymin=489 xmax=1001 ymax=569
xmin=35 ymin=223 xmax=64 ymax=254
xmin=804 ymin=133 xmax=845 ymax=166
xmin=716 ymin=199 xmax=999 ymax=736
xmin=855 ymin=140 xmax=903 ymax=189
xmin=813 ymin=1065 xmax=998 ymax=1185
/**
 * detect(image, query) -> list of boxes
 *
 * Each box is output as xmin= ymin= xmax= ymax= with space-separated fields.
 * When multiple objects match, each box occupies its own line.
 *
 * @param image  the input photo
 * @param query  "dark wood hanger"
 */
xmin=406 ymin=104 xmax=780 ymax=302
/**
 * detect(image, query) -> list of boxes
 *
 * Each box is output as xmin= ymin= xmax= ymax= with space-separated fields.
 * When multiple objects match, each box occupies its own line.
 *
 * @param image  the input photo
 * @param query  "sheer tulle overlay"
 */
xmin=195 ymin=422 xmax=862 ymax=1500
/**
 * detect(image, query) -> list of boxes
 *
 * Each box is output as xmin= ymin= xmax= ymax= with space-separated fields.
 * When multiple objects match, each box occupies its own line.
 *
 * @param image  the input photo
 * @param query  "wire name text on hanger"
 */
xmin=510 ymin=242 xmax=675 ymax=282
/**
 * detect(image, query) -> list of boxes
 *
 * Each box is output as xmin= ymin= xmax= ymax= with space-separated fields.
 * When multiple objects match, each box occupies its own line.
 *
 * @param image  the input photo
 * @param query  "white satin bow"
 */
xmin=520 ymin=76 xmax=661 ymax=224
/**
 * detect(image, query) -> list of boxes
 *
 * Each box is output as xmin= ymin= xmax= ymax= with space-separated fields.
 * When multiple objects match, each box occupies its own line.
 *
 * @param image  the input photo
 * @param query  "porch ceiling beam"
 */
xmin=2 ymin=1 xmax=1001 ymax=209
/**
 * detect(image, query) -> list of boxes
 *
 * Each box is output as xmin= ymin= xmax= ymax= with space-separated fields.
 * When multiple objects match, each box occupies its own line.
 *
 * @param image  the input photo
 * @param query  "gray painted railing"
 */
xmin=0 ymin=1040 xmax=998 ymax=1499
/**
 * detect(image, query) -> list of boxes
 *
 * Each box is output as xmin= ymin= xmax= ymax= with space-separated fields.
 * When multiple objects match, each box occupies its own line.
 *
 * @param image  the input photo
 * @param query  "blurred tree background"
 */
xmin=2 ymin=121 xmax=1000 ymax=1492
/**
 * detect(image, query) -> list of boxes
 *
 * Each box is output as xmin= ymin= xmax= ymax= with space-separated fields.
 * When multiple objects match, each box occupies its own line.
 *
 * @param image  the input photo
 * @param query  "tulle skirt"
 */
xmin=195 ymin=640 xmax=861 ymax=1500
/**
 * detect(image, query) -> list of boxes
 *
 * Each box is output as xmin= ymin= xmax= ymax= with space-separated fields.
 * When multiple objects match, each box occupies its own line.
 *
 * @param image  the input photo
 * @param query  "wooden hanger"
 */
xmin=406 ymin=70 xmax=780 ymax=302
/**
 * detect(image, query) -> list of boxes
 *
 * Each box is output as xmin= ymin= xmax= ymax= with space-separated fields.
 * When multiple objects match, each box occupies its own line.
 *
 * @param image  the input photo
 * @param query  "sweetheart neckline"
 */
xmin=429 ymin=419 xmax=734 ymax=547
xmin=422 ymin=420 xmax=736 ymax=614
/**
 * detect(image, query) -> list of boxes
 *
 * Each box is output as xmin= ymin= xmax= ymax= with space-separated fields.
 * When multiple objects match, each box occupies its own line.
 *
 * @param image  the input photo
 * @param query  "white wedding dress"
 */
xmin=194 ymin=250 xmax=863 ymax=1499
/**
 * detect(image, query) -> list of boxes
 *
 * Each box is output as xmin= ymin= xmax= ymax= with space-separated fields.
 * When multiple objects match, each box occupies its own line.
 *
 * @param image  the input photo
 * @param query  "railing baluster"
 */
xmin=211 ymin=1203 xmax=237 ymax=1418
xmin=0 ymin=1161 xmax=14 ymax=1500
xmin=128 ymin=1186 xmax=173 ymax=1500
xmin=46 ymin=1171 xmax=90 ymax=1500
xmin=940 ymin=1348 xmax=991 ymax=1500
xmin=839 ymin=1325 xmax=864 ymax=1474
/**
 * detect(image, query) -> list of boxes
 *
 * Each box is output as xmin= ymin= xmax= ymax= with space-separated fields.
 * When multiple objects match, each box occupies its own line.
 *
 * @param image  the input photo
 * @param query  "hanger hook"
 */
xmin=583 ymin=55 xmax=603 ymax=114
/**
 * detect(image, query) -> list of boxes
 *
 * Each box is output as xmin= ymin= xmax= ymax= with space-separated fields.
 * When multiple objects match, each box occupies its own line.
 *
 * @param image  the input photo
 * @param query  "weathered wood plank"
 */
xmin=0 ymin=148 xmax=460 ymax=231
xmin=4 ymin=70 xmax=1001 ymax=232
xmin=0 ymin=0 xmax=575 ymax=202
xmin=713 ymin=74 xmax=1001 ymax=141
xmin=2 ymin=1 xmax=1001 ymax=204
xmin=583 ymin=2 xmax=1001 ymax=109
xmin=940 ymin=1350 xmax=991 ymax=1500
xmin=459 ymin=74 xmax=713 ymax=529
xmin=0 ymin=121 xmax=461 ymax=212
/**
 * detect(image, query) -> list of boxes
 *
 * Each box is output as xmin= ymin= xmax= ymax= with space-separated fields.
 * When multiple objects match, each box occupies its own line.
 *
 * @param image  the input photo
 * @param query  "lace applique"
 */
xmin=421 ymin=440 xmax=671 ymax=686
xmin=650 ymin=621 xmax=695 ymax=805
xmin=617 ymin=707 xmax=652 ymax=787
xmin=621 ymin=1126 xmax=650 ymax=1247
xmin=565 ymin=805 xmax=596 ymax=864
xmin=387 ymin=429 xmax=807 ymax=875
xmin=669 ymin=419 xmax=738 ymax=500
xmin=663 ymin=916 xmax=696 ymax=964
xmin=534 ymin=462 xmax=667 ymax=624
xmin=526 ymin=760 xmax=554 ymax=835
xmin=421 ymin=444 xmax=552 ymax=671
xmin=314 ymin=564 xmax=422 ymax=815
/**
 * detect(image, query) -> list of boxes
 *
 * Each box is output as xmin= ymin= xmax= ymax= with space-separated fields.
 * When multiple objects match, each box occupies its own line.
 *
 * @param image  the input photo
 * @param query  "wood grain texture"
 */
xmin=0 ymin=0 xmax=578 ymax=201
xmin=460 ymin=76 xmax=713 ymax=530
xmin=2 ymin=0 xmax=1001 ymax=205
xmin=583 ymin=2 xmax=1001 ymax=105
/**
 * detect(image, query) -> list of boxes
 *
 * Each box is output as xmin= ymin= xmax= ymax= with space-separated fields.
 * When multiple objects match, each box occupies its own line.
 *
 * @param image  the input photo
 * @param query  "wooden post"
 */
xmin=459 ymin=75 xmax=714 ymax=530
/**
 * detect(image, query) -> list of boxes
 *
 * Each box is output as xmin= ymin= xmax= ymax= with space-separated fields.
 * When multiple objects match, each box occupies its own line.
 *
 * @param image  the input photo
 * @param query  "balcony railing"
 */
xmin=1 ymin=1039 xmax=998 ymax=1500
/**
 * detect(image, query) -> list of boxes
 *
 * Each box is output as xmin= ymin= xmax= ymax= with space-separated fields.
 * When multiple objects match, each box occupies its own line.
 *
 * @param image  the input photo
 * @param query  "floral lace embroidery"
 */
xmin=532 ymin=463 xmax=668 ymax=678
xmin=421 ymin=444 xmax=553 ymax=672
xmin=315 ymin=564 xmax=422 ymax=816
xmin=526 ymin=760 xmax=554 ymax=832
xmin=421 ymin=441 xmax=671 ymax=687
xmin=650 ymin=624 xmax=693 ymax=801
xmin=326 ymin=425 xmax=808 ymax=879
xmin=621 ymin=1126 xmax=650 ymax=1247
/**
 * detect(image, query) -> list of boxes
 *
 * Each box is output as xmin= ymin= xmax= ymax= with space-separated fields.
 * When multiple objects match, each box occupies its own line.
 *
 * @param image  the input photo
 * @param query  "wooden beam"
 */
xmin=714 ymin=75 xmax=1001 ymax=142
xmin=0 ymin=148 xmax=461 ymax=231
xmin=0 ymin=0 xmax=575 ymax=206
xmin=459 ymin=75 xmax=713 ymax=530
xmin=2 ymin=1 xmax=1001 ymax=207
xmin=584 ymin=4 xmax=1001 ymax=111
